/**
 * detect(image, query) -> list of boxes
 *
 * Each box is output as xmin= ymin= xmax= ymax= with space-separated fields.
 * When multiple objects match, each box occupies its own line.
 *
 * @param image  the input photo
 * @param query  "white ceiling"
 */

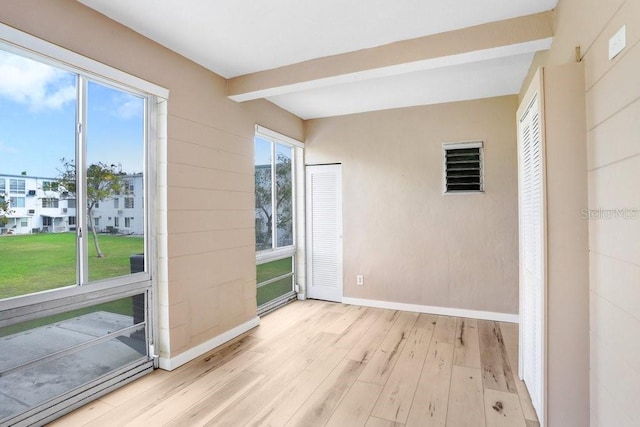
xmin=268 ymin=53 xmax=537 ymax=120
xmin=79 ymin=0 xmax=558 ymax=119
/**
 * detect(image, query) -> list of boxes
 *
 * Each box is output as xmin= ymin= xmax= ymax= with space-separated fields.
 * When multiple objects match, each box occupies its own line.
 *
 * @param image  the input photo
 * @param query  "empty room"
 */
xmin=0 ymin=0 xmax=638 ymax=426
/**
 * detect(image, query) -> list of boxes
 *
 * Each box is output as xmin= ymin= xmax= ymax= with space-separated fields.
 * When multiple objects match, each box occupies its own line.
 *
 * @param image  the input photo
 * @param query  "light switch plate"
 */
xmin=609 ymin=25 xmax=626 ymax=60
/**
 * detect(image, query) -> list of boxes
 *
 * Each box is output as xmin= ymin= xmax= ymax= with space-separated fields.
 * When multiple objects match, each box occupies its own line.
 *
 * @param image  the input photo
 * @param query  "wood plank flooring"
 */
xmin=52 ymin=300 xmax=539 ymax=427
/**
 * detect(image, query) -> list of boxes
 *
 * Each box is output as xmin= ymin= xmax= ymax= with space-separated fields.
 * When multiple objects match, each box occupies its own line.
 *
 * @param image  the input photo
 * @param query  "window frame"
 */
xmin=42 ymin=181 xmax=59 ymax=192
xmin=0 ymin=21 xmax=166 ymax=324
xmin=10 ymin=178 xmax=26 ymax=194
xmin=9 ymin=196 xmax=25 ymax=208
xmin=254 ymin=128 xmax=301 ymax=256
xmin=0 ymin=24 xmax=169 ymax=425
xmin=254 ymin=126 xmax=303 ymax=314
xmin=41 ymin=198 xmax=59 ymax=208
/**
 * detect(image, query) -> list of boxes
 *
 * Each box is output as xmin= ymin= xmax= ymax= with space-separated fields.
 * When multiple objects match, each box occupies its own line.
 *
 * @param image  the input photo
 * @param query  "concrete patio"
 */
xmin=0 ymin=311 xmax=146 ymax=422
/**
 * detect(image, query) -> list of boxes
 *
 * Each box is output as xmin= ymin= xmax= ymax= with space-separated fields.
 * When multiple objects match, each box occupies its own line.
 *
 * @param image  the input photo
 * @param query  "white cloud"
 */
xmin=0 ymin=51 xmax=76 ymax=111
xmin=115 ymin=94 xmax=143 ymax=120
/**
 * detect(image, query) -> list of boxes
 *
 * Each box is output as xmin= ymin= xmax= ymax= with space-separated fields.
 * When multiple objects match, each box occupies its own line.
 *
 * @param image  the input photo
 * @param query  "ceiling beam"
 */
xmin=227 ymin=11 xmax=554 ymax=102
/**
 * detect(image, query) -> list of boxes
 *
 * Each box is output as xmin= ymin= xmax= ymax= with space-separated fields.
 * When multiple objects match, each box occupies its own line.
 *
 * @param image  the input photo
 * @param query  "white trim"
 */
xmin=341 ymin=297 xmax=519 ymax=323
xmin=442 ymin=141 xmax=483 ymax=150
xmin=0 ymin=23 xmax=169 ymax=99
xmin=256 ymin=246 xmax=296 ymax=265
xmin=294 ymin=147 xmax=306 ymax=298
xmin=158 ymin=316 xmax=260 ymax=371
xmin=442 ymin=140 xmax=485 ymax=194
xmin=255 ymin=125 xmax=304 ymax=148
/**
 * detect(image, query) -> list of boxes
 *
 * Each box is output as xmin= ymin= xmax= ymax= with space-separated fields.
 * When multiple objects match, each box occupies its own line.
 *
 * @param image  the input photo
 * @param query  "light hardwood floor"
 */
xmin=52 ymin=300 xmax=539 ymax=427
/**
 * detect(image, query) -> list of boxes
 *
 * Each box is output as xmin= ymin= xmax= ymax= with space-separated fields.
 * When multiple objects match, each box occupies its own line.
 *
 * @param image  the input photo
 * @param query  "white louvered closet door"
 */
xmin=306 ymin=164 xmax=343 ymax=302
xmin=518 ymin=93 xmax=545 ymax=421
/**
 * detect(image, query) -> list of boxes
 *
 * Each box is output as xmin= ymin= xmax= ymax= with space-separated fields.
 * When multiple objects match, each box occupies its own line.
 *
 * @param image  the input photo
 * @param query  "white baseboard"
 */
xmin=158 ymin=316 xmax=260 ymax=371
xmin=341 ymin=297 xmax=519 ymax=323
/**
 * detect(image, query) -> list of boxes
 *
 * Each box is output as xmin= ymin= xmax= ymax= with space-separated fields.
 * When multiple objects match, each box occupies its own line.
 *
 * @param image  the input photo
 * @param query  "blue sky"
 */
xmin=0 ymin=50 xmax=144 ymax=179
xmin=254 ymin=136 xmax=272 ymax=166
xmin=254 ymin=136 xmax=293 ymax=167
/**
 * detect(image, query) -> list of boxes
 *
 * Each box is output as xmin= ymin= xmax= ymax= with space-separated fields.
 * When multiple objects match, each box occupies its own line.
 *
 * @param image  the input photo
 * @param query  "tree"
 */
xmin=255 ymin=153 xmax=293 ymax=250
xmin=59 ymin=158 xmax=125 ymax=258
xmin=0 ymin=194 xmax=11 ymax=229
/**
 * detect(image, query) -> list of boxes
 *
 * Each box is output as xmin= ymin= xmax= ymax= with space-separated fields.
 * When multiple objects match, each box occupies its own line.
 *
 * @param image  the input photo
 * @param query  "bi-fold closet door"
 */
xmin=517 ymin=86 xmax=545 ymax=421
xmin=518 ymin=86 xmax=546 ymax=422
xmin=516 ymin=63 xmax=589 ymax=427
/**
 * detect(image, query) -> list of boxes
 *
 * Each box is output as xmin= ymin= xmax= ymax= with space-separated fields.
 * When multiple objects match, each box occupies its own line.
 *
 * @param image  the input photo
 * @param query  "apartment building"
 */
xmin=91 ymin=174 xmax=145 ymax=236
xmin=0 ymin=174 xmax=143 ymax=236
xmin=0 ymin=174 xmax=77 ymax=235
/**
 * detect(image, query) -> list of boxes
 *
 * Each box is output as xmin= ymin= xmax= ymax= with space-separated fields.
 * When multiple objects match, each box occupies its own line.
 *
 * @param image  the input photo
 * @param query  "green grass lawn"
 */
xmin=0 ymin=232 xmax=143 ymax=300
xmin=0 ymin=233 xmax=292 ymax=318
xmin=257 ymin=257 xmax=294 ymax=307
xmin=0 ymin=233 xmax=143 ymax=336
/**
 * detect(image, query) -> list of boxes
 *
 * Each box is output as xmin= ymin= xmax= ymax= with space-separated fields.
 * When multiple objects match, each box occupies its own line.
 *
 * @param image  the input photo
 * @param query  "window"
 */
xmin=94 ymin=201 xmax=99 ymax=208
xmin=10 ymin=196 xmax=25 ymax=207
xmin=0 ymin=23 xmax=166 ymax=426
xmin=41 ymin=198 xmax=59 ymax=208
xmin=124 ymin=180 xmax=135 ymax=194
xmin=20 ymin=218 xmax=28 ymax=227
xmin=114 ymin=216 xmax=119 ymax=227
xmin=10 ymin=178 xmax=25 ymax=193
xmin=114 ymin=198 xmax=119 ymax=209
xmin=443 ymin=141 xmax=484 ymax=193
xmin=124 ymin=197 xmax=134 ymax=209
xmin=0 ymin=178 xmax=5 ymax=193
xmin=254 ymin=126 xmax=301 ymax=314
xmin=125 ymin=217 xmax=132 ymax=228
xmin=67 ymin=198 xmax=76 ymax=208
xmin=255 ymin=139 xmax=294 ymax=250
xmin=42 ymin=181 xmax=59 ymax=191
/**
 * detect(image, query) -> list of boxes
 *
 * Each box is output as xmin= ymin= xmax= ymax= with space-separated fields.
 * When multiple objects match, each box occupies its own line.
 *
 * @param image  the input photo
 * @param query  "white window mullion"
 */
xmin=270 ymin=141 xmax=277 ymax=249
xmin=77 ymin=76 xmax=89 ymax=285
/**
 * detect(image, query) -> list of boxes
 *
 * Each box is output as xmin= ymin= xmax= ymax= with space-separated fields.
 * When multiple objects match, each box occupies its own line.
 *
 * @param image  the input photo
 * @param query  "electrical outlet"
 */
xmin=609 ymin=25 xmax=626 ymax=60
xmin=356 ymin=275 xmax=364 ymax=286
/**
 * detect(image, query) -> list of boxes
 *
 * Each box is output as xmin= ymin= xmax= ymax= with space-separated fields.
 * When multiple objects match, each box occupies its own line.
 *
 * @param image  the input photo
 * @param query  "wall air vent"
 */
xmin=443 ymin=141 xmax=484 ymax=193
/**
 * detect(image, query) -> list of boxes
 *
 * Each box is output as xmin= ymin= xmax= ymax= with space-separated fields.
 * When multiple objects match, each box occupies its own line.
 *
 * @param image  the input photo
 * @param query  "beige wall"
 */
xmin=524 ymin=0 xmax=640 ymax=425
xmin=305 ymin=96 xmax=519 ymax=314
xmin=0 ymin=0 xmax=303 ymax=361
